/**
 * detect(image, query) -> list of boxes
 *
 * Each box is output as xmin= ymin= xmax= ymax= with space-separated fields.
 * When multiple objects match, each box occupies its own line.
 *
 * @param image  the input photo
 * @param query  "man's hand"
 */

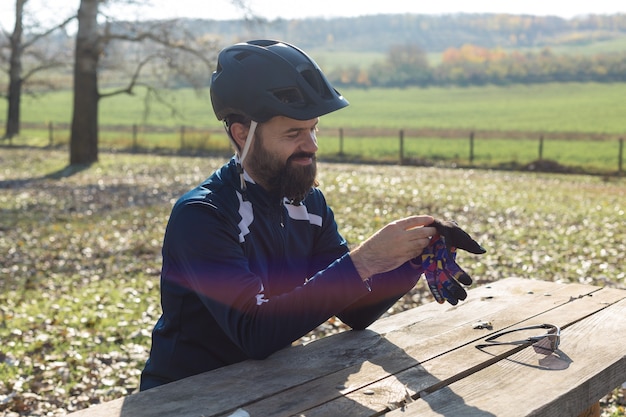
xmin=351 ymin=215 xmax=436 ymax=281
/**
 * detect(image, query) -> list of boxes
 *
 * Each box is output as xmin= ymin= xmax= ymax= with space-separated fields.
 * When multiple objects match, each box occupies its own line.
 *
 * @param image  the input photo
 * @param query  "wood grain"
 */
xmin=65 ymin=279 xmax=625 ymax=417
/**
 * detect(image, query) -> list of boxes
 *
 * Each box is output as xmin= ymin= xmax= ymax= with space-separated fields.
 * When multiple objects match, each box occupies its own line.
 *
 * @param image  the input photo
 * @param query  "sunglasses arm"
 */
xmin=483 ymin=324 xmax=556 ymax=342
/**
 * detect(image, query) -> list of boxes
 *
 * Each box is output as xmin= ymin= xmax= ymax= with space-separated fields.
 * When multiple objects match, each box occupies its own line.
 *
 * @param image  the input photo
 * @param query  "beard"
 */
xmin=245 ymin=134 xmax=317 ymax=204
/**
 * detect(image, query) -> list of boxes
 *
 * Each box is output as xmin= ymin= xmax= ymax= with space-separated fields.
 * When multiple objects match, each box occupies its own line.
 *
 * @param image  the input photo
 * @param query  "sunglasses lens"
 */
xmin=532 ymin=326 xmax=560 ymax=354
xmin=549 ymin=326 xmax=560 ymax=349
xmin=532 ymin=336 xmax=554 ymax=354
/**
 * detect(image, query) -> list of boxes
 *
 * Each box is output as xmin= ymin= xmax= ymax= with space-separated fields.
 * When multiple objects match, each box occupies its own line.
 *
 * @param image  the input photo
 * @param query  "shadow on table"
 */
xmin=298 ymin=330 xmax=498 ymax=416
xmin=476 ymin=344 xmax=573 ymax=371
xmin=114 ymin=329 xmax=500 ymax=417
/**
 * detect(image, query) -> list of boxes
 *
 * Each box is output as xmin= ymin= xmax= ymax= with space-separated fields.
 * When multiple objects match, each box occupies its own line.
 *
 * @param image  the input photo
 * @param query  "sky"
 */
xmin=1 ymin=0 xmax=626 ymax=30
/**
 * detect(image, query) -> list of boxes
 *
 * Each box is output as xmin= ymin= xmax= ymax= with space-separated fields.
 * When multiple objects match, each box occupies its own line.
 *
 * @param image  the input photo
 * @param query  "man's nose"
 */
xmin=302 ymin=131 xmax=318 ymax=153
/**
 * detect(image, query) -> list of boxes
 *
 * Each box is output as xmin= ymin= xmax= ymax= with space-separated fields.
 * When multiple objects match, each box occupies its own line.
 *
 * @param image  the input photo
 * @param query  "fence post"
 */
xmin=538 ymin=135 xmax=544 ymax=161
xmin=48 ymin=121 xmax=53 ymax=147
xmin=399 ymin=130 xmax=404 ymax=164
xmin=469 ymin=131 xmax=475 ymax=164
xmin=619 ymin=138 xmax=624 ymax=175
xmin=339 ymin=128 xmax=344 ymax=156
xmin=132 ymin=124 xmax=138 ymax=151
xmin=180 ymin=126 xmax=185 ymax=150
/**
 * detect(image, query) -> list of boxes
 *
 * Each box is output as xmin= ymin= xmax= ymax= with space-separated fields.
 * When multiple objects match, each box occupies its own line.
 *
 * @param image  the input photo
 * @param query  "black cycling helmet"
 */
xmin=210 ymin=39 xmax=349 ymax=122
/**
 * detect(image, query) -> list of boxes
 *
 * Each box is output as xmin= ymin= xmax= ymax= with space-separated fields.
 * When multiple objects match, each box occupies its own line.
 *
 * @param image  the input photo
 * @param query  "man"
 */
xmin=140 ymin=40 xmax=483 ymax=391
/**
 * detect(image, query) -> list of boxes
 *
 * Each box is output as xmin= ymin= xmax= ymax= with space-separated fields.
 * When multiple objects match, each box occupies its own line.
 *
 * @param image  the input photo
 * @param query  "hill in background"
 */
xmin=180 ymin=13 xmax=626 ymax=55
xmin=11 ymin=13 xmax=626 ymax=90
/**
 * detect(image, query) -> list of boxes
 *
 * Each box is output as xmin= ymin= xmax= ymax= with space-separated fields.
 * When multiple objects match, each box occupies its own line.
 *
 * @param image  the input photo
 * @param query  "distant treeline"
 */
xmin=160 ymin=13 xmax=626 ymax=88
xmin=179 ymin=13 xmax=626 ymax=53
xmin=11 ymin=13 xmax=626 ymax=90
xmin=327 ymin=44 xmax=626 ymax=87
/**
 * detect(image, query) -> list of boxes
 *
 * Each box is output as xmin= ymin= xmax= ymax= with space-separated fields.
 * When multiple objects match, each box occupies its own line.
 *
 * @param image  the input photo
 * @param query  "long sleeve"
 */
xmin=142 ymin=160 xmax=422 ymax=389
xmin=162 ymin=201 xmax=371 ymax=360
xmin=337 ymin=262 xmax=422 ymax=330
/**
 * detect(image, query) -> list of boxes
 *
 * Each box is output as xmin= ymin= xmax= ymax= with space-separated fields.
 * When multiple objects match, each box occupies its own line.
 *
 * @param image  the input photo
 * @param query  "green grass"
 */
xmin=5 ymin=83 xmax=626 ymax=134
xmin=543 ymin=35 xmax=626 ymax=56
xmin=0 ymin=147 xmax=624 ymax=415
xmin=315 ymin=135 xmax=623 ymax=174
xmin=9 ymin=129 xmax=621 ymax=174
xmin=310 ymin=50 xmax=386 ymax=71
xmin=3 ymin=82 xmax=626 ymax=175
xmin=320 ymin=134 xmax=620 ymax=161
xmin=310 ymin=35 xmax=626 ymax=70
xmin=321 ymin=83 xmax=626 ymax=134
xmin=13 ymin=87 xmax=216 ymax=128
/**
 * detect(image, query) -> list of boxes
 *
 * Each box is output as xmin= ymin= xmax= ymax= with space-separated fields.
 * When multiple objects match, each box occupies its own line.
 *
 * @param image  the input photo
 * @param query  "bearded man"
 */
xmin=140 ymin=40 xmax=481 ymax=390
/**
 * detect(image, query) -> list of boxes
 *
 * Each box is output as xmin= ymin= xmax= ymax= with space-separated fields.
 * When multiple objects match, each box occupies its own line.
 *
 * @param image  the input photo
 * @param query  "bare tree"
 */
xmin=69 ymin=0 xmax=226 ymax=165
xmin=70 ymin=0 xmax=101 ymax=164
xmin=0 ymin=0 xmax=74 ymax=139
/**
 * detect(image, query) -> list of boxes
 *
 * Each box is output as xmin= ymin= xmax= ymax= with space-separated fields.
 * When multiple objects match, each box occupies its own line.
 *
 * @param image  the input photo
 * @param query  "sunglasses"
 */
xmin=476 ymin=323 xmax=561 ymax=354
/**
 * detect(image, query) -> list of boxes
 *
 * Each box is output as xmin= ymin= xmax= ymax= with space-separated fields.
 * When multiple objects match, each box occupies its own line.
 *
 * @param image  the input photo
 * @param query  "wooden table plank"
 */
xmin=215 ymin=282 xmax=615 ymax=416
xmin=66 ymin=279 xmax=623 ymax=417
xmin=368 ymin=277 xmax=582 ymax=335
xmin=72 ymin=278 xmax=570 ymax=417
xmin=300 ymin=286 xmax=626 ymax=416
xmin=67 ymin=330 xmax=384 ymax=417
xmin=388 ymin=297 xmax=626 ymax=417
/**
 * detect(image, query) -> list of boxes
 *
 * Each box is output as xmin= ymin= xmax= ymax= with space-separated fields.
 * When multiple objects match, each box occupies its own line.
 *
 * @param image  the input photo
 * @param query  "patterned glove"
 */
xmin=430 ymin=219 xmax=486 ymax=258
xmin=412 ymin=220 xmax=486 ymax=305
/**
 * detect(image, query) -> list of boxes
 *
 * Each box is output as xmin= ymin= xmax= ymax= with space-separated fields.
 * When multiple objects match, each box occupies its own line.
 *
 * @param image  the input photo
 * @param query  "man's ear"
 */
xmin=229 ymin=122 xmax=249 ymax=153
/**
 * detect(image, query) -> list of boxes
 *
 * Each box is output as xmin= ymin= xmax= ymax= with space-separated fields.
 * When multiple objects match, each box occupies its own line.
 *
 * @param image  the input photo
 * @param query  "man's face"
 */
xmin=244 ymin=116 xmax=319 ymax=203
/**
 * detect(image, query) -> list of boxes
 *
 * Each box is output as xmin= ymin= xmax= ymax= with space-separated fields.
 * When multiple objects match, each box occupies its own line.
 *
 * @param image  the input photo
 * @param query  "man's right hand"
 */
xmin=350 ymin=215 xmax=436 ymax=281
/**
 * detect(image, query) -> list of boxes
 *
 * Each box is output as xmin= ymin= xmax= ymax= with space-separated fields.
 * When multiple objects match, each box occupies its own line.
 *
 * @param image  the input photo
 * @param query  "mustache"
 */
xmin=288 ymin=152 xmax=316 ymax=161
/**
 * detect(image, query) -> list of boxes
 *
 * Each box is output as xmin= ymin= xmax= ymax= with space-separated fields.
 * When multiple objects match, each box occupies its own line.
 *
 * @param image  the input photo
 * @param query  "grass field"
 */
xmin=4 ymin=82 xmax=626 ymax=133
xmin=309 ymin=36 xmax=626 ymax=70
xmin=3 ymin=82 xmax=626 ymax=175
xmin=0 ymin=147 xmax=624 ymax=415
xmin=323 ymin=83 xmax=626 ymax=134
xmin=317 ymin=134 xmax=624 ymax=173
xmin=9 ymin=127 xmax=623 ymax=175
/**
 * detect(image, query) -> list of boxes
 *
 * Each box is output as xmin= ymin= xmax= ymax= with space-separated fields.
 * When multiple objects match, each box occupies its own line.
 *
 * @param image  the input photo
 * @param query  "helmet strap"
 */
xmin=240 ymin=120 xmax=257 ymax=164
xmin=238 ymin=120 xmax=258 ymax=193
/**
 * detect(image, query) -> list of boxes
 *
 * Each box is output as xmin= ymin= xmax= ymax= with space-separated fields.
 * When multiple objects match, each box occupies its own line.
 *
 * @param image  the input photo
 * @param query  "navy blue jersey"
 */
xmin=140 ymin=158 xmax=421 ymax=390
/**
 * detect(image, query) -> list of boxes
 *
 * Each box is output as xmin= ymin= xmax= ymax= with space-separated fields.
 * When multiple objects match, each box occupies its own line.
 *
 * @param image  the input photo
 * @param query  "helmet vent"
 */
xmin=272 ymin=88 xmax=305 ymax=106
xmin=233 ymin=51 xmax=253 ymax=62
xmin=300 ymin=69 xmax=332 ymax=99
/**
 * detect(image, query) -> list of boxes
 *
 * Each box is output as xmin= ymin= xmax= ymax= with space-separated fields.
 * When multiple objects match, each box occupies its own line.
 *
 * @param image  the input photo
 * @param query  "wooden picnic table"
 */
xmin=68 ymin=277 xmax=626 ymax=416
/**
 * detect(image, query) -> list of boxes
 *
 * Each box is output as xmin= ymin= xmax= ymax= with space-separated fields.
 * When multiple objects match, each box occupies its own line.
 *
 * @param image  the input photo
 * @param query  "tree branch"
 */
xmin=141 ymin=84 xmax=186 ymax=122
xmin=21 ymin=61 xmax=66 ymax=82
xmin=106 ymin=18 xmax=218 ymax=63
xmin=98 ymin=53 xmax=157 ymax=98
xmin=22 ymin=15 xmax=76 ymax=49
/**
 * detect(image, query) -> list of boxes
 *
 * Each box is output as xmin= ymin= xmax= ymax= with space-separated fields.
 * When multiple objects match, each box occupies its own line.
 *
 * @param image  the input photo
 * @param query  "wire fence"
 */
xmin=2 ymin=122 xmax=624 ymax=176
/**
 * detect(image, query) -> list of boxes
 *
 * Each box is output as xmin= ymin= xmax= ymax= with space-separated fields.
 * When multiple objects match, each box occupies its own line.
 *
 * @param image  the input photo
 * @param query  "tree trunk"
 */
xmin=4 ymin=0 xmax=25 ymax=139
xmin=69 ymin=0 xmax=101 ymax=165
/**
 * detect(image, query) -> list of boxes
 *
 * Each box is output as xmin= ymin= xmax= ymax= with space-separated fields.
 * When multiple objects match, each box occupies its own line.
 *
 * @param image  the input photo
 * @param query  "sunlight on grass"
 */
xmin=0 ymin=148 xmax=624 ymax=415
